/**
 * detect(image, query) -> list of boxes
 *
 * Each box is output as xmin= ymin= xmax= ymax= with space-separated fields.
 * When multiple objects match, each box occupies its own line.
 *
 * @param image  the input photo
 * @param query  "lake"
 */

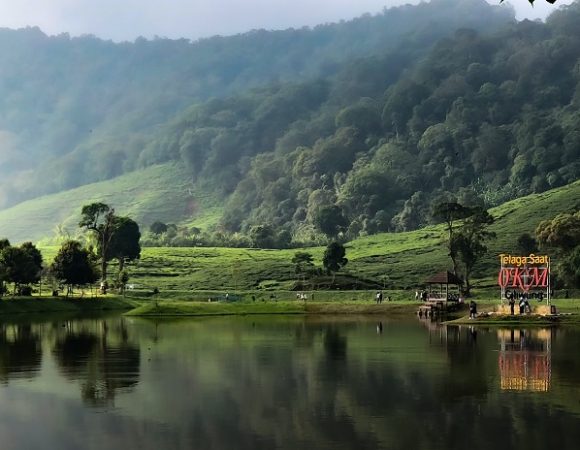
xmin=0 ymin=313 xmax=579 ymax=450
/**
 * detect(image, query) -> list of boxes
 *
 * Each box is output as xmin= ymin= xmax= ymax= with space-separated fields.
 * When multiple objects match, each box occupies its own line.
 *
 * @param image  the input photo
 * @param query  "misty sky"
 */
xmin=0 ymin=0 xmax=573 ymax=42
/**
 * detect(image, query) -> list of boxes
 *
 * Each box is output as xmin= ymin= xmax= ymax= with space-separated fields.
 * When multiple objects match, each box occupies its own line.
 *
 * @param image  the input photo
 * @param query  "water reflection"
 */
xmin=52 ymin=318 xmax=140 ymax=406
xmin=2 ymin=315 xmax=580 ymax=449
xmin=0 ymin=324 xmax=41 ymax=381
xmin=498 ymin=328 xmax=552 ymax=392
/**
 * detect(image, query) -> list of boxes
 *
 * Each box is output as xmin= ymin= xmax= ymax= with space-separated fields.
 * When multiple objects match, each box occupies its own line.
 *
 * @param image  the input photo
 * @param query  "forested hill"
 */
xmin=0 ymin=0 xmax=513 ymax=209
xmin=139 ymin=1 xmax=580 ymax=246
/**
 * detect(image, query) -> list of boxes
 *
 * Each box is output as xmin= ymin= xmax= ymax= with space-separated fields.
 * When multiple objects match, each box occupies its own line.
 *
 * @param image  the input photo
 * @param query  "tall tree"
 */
xmin=109 ymin=217 xmax=141 ymax=273
xmin=432 ymin=202 xmax=473 ymax=275
xmin=79 ymin=203 xmax=117 ymax=284
xmin=323 ymin=242 xmax=348 ymax=284
xmin=451 ymin=208 xmax=495 ymax=296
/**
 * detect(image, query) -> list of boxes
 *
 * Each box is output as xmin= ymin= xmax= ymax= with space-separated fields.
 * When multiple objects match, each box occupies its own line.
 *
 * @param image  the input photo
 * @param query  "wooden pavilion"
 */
xmin=417 ymin=271 xmax=463 ymax=317
xmin=424 ymin=271 xmax=463 ymax=302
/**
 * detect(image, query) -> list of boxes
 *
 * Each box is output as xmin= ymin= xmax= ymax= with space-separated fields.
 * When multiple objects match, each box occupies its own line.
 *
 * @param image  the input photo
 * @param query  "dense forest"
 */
xmin=0 ymin=0 xmax=512 ymax=209
xmin=145 ymin=1 xmax=580 ymax=245
xmin=3 ymin=0 xmax=580 ymax=248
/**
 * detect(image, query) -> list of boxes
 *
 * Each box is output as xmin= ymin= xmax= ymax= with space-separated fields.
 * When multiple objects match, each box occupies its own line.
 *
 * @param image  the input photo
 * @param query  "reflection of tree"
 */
xmin=0 ymin=324 xmax=42 ymax=382
xmin=52 ymin=318 xmax=140 ymax=407
xmin=53 ymin=332 xmax=98 ymax=378
xmin=323 ymin=327 xmax=347 ymax=361
xmin=437 ymin=325 xmax=489 ymax=401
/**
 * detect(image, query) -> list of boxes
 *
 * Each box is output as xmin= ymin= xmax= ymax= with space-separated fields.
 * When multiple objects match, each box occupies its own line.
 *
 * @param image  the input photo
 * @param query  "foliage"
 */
xmin=79 ymin=203 xmax=141 ymax=282
xmin=536 ymin=210 xmax=580 ymax=287
xmin=516 ymin=233 xmax=539 ymax=254
xmin=313 ymin=205 xmax=348 ymax=238
xmin=536 ymin=211 xmax=580 ymax=252
xmin=150 ymin=222 xmax=168 ymax=235
xmin=0 ymin=242 xmax=43 ymax=295
xmin=432 ymin=201 xmax=474 ymax=275
xmin=109 ymin=216 xmax=141 ymax=272
xmin=79 ymin=203 xmax=117 ymax=281
xmin=292 ymin=252 xmax=316 ymax=277
xmin=323 ymin=242 xmax=348 ymax=277
xmin=3 ymin=0 xmax=580 ymax=248
xmin=50 ymin=241 xmax=99 ymax=293
xmin=0 ymin=0 xmax=513 ymax=212
xmin=450 ymin=207 xmax=496 ymax=295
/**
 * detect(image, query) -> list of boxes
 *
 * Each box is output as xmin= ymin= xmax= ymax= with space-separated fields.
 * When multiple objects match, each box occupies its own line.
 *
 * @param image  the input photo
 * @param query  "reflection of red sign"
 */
xmin=498 ymin=267 xmax=549 ymax=292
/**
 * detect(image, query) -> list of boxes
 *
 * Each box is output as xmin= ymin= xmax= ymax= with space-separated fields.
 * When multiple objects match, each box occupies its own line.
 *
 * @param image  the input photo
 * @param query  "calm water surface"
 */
xmin=0 ymin=314 xmax=579 ymax=450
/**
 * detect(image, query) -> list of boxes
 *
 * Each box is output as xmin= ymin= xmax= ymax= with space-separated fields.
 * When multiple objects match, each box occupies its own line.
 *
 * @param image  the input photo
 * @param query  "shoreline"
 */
xmin=0 ymin=296 xmax=136 ymax=315
xmin=124 ymin=300 xmax=421 ymax=317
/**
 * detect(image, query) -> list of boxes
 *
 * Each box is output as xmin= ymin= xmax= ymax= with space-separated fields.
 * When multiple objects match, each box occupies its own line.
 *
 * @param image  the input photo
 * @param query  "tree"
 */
xmin=313 ymin=205 xmax=348 ymax=238
xmin=0 ymin=242 xmax=43 ymax=295
xmin=51 ymin=241 xmax=99 ymax=297
xmin=109 ymin=217 xmax=141 ymax=273
xmin=0 ymin=239 xmax=10 ymax=297
xmin=149 ymin=221 xmax=168 ymax=235
xmin=249 ymin=224 xmax=275 ymax=248
xmin=536 ymin=211 xmax=580 ymax=288
xmin=79 ymin=203 xmax=117 ymax=284
xmin=452 ymin=208 xmax=495 ymax=296
xmin=432 ymin=202 xmax=473 ymax=275
xmin=516 ymin=233 xmax=539 ymax=254
xmin=323 ymin=242 xmax=348 ymax=283
xmin=292 ymin=252 xmax=315 ymax=282
xmin=536 ymin=211 xmax=580 ymax=252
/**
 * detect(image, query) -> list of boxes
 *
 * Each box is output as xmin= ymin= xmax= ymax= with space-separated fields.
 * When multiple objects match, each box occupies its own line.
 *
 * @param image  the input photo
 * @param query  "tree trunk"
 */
xmin=101 ymin=256 xmax=108 ymax=283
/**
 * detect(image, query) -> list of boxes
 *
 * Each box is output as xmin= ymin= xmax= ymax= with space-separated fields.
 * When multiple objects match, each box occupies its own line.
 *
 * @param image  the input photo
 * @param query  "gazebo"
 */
xmin=424 ymin=271 xmax=463 ymax=302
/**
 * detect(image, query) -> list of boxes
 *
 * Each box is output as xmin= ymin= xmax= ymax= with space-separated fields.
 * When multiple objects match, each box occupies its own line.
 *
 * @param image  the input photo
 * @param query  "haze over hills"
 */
xmin=0 ymin=0 xmax=513 ymax=208
xmin=1 ymin=0 xmax=579 ymax=246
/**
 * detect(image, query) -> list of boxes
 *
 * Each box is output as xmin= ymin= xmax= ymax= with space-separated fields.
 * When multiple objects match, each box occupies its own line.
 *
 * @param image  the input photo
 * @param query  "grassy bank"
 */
xmin=34 ymin=180 xmax=580 ymax=293
xmin=125 ymin=300 xmax=420 ymax=317
xmin=0 ymin=296 xmax=137 ymax=315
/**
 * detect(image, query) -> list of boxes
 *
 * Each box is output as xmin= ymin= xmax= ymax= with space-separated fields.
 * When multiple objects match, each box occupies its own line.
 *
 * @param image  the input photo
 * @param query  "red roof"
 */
xmin=425 ymin=271 xmax=463 ymax=285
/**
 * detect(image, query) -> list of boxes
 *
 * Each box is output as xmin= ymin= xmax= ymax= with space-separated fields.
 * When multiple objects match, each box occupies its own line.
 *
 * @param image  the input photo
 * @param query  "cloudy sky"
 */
xmin=0 ymin=0 xmax=573 ymax=42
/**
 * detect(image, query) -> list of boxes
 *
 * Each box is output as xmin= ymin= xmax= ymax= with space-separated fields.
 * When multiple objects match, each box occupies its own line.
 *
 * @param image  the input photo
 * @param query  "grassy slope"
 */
xmin=36 ymin=180 xmax=580 ymax=295
xmin=0 ymin=162 xmax=222 ymax=243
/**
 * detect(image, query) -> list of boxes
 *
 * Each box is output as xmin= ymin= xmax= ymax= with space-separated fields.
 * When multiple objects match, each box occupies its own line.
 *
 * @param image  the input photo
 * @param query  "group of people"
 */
xmin=507 ymin=292 xmax=531 ymax=315
xmin=415 ymin=290 xmax=428 ymax=302
xmin=375 ymin=291 xmax=391 ymax=303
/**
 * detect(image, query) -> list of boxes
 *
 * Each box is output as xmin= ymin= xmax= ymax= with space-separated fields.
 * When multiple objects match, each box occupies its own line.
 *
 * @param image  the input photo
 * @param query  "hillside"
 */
xmin=0 ymin=0 xmax=513 ymax=209
xmin=0 ymin=163 xmax=221 ymax=243
xmin=36 ymin=180 xmax=580 ymax=293
xmin=123 ymin=1 xmax=580 ymax=243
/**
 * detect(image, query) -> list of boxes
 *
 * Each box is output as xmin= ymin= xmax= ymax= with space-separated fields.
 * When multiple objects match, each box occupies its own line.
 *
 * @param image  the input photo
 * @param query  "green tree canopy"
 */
xmin=51 ymin=241 xmax=99 ymax=295
xmin=109 ymin=216 xmax=141 ymax=272
xmin=323 ymin=242 xmax=348 ymax=281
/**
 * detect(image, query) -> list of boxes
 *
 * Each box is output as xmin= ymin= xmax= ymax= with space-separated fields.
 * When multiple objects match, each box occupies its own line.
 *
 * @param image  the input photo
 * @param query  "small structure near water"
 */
xmin=417 ymin=271 xmax=463 ymax=317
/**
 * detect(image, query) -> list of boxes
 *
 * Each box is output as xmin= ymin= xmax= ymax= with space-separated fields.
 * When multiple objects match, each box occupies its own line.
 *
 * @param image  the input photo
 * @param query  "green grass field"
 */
xmin=0 ymin=162 xmax=222 ymax=243
xmin=15 ymin=179 xmax=580 ymax=296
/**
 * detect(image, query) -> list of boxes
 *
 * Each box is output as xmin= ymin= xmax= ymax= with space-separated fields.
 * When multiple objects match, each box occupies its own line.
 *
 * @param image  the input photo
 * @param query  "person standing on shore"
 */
xmin=509 ymin=296 xmax=515 ymax=315
xmin=469 ymin=300 xmax=477 ymax=319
